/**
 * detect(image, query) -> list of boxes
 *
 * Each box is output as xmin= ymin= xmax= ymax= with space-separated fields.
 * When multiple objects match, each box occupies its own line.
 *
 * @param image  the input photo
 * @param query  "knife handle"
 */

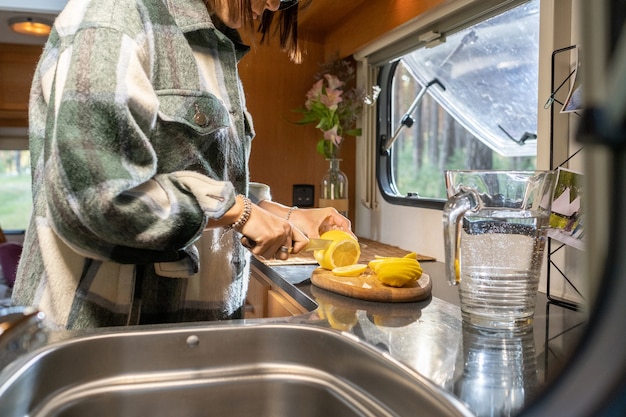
xmin=240 ymin=236 xmax=256 ymax=249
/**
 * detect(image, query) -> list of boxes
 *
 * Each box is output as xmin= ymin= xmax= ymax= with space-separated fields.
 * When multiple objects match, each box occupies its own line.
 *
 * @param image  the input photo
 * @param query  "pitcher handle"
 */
xmin=442 ymin=187 xmax=481 ymax=286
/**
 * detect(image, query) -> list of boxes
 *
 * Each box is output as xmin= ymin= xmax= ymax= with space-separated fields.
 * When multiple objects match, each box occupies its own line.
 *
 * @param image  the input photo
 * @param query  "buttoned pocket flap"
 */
xmin=157 ymin=91 xmax=230 ymax=135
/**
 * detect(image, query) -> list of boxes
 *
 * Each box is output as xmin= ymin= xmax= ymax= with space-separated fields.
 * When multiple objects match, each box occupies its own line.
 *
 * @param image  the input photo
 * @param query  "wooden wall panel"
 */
xmin=298 ymin=0 xmax=444 ymax=59
xmin=239 ymin=39 xmax=356 ymax=221
xmin=239 ymin=0 xmax=443 ymax=223
xmin=0 ymin=44 xmax=43 ymax=127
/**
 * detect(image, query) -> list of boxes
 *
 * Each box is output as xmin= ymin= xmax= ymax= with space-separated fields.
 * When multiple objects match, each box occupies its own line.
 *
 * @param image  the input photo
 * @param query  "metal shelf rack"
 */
xmin=546 ymin=45 xmax=584 ymax=311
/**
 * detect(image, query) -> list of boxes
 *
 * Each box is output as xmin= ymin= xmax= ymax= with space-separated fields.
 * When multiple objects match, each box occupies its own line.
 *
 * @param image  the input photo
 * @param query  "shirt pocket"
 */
xmin=153 ymin=90 xmax=233 ymax=172
xmin=156 ymin=90 xmax=230 ymax=135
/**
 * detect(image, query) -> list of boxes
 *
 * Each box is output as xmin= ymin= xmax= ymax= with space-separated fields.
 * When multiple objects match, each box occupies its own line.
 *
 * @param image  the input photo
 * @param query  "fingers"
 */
xmin=278 ymin=245 xmax=292 ymax=259
xmin=315 ymin=208 xmax=353 ymax=238
xmin=240 ymin=236 xmax=255 ymax=249
xmin=241 ymin=235 xmax=292 ymax=260
xmin=287 ymin=206 xmax=353 ymax=239
xmin=238 ymin=205 xmax=293 ymax=260
xmin=236 ymin=204 xmax=355 ymax=259
xmin=290 ymin=227 xmax=309 ymax=254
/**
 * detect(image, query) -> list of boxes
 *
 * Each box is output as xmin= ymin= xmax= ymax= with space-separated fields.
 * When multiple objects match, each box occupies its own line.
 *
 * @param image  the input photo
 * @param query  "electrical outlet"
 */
xmin=293 ymin=184 xmax=315 ymax=207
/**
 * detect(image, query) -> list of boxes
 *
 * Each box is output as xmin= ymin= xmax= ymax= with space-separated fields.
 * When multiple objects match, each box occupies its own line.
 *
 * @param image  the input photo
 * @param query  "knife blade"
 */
xmin=302 ymin=238 xmax=333 ymax=252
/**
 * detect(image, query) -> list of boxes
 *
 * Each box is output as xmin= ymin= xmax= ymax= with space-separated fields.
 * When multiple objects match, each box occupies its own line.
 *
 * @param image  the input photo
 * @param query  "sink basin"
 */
xmin=0 ymin=323 xmax=472 ymax=417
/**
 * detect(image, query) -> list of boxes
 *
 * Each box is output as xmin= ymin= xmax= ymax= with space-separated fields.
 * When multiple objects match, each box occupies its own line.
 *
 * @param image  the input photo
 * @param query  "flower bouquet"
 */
xmin=294 ymin=57 xmax=379 ymax=158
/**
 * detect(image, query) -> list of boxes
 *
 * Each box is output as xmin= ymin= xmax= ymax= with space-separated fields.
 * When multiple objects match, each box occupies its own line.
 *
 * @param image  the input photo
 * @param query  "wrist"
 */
xmin=285 ymin=205 xmax=298 ymax=221
xmin=227 ymin=195 xmax=252 ymax=231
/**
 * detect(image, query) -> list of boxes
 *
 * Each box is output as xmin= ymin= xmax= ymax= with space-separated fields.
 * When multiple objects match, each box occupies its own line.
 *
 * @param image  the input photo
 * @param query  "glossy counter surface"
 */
xmin=3 ymin=258 xmax=586 ymax=417
xmin=252 ymin=258 xmax=587 ymax=417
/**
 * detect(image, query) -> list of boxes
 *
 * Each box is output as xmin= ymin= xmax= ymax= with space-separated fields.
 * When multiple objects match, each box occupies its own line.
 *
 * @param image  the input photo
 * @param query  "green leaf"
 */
xmin=344 ymin=128 xmax=362 ymax=137
xmin=294 ymin=113 xmax=320 ymax=124
xmin=316 ymin=140 xmax=327 ymax=157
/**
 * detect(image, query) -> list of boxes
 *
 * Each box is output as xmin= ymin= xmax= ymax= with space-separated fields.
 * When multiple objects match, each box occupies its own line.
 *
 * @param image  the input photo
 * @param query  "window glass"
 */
xmin=0 ymin=150 xmax=31 ymax=231
xmin=380 ymin=0 xmax=539 ymax=202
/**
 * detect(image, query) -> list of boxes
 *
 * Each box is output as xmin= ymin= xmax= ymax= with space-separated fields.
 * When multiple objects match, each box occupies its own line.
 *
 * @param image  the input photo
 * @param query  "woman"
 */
xmin=12 ymin=0 xmax=351 ymax=329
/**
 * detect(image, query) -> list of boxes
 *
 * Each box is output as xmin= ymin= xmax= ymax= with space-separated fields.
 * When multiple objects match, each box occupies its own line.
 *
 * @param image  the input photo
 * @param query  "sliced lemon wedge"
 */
xmin=332 ymin=264 xmax=368 ymax=277
xmin=314 ymin=230 xmax=361 ymax=270
xmin=374 ymin=252 xmax=418 ymax=260
xmin=370 ymin=256 xmax=423 ymax=288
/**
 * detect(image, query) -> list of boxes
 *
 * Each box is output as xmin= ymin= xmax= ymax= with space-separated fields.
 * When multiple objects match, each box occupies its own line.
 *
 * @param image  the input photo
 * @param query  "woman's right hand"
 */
xmin=238 ymin=204 xmax=308 ymax=260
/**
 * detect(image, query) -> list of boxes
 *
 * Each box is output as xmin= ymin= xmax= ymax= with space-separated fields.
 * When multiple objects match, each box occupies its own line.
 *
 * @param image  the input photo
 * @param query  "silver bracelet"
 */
xmin=286 ymin=206 xmax=298 ymax=221
xmin=231 ymin=195 xmax=252 ymax=231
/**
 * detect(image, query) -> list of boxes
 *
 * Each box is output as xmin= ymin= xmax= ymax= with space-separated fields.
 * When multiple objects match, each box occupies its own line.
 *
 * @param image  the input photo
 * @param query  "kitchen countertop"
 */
xmin=250 ymin=257 xmax=588 ymax=417
xmin=3 ymin=252 xmax=586 ymax=417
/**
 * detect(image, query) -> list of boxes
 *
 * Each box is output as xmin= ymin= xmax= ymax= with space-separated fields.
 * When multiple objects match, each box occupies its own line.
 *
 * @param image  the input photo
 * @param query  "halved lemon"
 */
xmin=332 ymin=264 xmax=368 ymax=277
xmin=314 ymin=230 xmax=361 ymax=270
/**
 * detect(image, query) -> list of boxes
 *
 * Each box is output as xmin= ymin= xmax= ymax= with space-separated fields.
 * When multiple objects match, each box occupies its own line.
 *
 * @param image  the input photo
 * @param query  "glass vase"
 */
xmin=319 ymin=158 xmax=349 ymax=217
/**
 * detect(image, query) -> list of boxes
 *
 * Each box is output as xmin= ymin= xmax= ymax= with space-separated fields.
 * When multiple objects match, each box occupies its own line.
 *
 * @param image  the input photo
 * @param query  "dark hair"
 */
xmin=258 ymin=0 xmax=311 ymax=63
xmin=203 ymin=0 xmax=310 ymax=63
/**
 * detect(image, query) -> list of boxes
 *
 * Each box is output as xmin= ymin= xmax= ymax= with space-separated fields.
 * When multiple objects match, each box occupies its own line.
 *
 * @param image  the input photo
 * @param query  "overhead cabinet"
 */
xmin=0 ymin=44 xmax=41 ymax=128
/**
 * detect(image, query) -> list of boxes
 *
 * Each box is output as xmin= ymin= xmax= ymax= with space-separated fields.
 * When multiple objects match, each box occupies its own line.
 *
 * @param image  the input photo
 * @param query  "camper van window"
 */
xmin=377 ymin=0 xmax=539 ymax=207
xmin=0 ymin=150 xmax=31 ymax=232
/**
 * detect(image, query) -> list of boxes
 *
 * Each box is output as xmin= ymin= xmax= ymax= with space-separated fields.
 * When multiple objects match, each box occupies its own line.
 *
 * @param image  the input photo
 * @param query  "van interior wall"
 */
xmin=240 ymin=0 xmax=444 ymax=226
xmin=356 ymin=0 xmax=590 ymax=307
xmin=0 ymin=1 xmax=446 ymax=240
xmin=239 ymin=38 xmax=356 ymax=221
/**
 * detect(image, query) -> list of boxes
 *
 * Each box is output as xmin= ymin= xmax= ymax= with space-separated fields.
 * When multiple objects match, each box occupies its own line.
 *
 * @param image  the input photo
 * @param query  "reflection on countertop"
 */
xmin=254 ymin=258 xmax=587 ymax=417
xmin=0 ymin=257 xmax=586 ymax=417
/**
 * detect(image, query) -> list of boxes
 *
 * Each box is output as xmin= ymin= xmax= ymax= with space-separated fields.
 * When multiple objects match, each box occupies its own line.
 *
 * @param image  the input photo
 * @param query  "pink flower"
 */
xmin=305 ymin=79 xmax=324 ymax=109
xmin=323 ymin=125 xmax=343 ymax=147
xmin=293 ymin=57 xmax=375 ymax=159
xmin=324 ymin=74 xmax=344 ymax=90
xmin=321 ymin=87 xmax=343 ymax=110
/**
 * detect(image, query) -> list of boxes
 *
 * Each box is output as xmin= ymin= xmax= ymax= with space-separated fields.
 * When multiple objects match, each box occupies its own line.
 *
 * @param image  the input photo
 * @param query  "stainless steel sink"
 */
xmin=0 ymin=323 xmax=473 ymax=417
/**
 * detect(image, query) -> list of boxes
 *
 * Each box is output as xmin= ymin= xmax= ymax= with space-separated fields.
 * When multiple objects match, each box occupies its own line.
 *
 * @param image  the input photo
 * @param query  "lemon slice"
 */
xmin=314 ymin=230 xmax=361 ymax=270
xmin=332 ymin=264 xmax=367 ymax=277
xmin=368 ymin=258 xmax=384 ymax=268
xmin=374 ymin=252 xmax=417 ymax=260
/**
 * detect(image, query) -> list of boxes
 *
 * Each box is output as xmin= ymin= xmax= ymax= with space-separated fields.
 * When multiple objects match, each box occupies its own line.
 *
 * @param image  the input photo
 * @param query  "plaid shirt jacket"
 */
xmin=12 ymin=0 xmax=259 ymax=328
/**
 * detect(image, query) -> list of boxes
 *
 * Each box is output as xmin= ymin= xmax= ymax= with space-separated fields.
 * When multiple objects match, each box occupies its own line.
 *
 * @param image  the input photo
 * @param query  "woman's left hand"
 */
xmin=287 ymin=207 xmax=354 ymax=240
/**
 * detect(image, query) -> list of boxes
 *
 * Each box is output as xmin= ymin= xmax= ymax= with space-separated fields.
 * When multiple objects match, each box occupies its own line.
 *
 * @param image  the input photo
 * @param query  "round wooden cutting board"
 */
xmin=311 ymin=268 xmax=432 ymax=302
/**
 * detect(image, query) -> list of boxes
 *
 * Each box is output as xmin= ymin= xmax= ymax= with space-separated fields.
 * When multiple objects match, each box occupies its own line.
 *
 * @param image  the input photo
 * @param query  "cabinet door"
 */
xmin=246 ymin=265 xmax=310 ymax=318
xmin=245 ymin=270 xmax=270 ymax=319
xmin=267 ymin=289 xmax=308 ymax=317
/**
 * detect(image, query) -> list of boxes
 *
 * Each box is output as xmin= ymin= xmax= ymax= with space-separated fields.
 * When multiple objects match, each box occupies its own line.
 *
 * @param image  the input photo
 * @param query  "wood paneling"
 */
xmin=240 ymin=1 xmax=442 ymax=222
xmin=298 ymin=0 xmax=444 ymax=59
xmin=0 ymin=43 xmax=42 ymax=127
xmin=239 ymin=38 xmax=356 ymax=220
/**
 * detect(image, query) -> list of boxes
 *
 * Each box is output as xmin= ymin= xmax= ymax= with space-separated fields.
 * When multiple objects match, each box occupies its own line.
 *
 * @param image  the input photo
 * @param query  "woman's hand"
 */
xmin=288 ymin=207 xmax=354 ymax=240
xmin=237 ymin=204 xmax=308 ymax=260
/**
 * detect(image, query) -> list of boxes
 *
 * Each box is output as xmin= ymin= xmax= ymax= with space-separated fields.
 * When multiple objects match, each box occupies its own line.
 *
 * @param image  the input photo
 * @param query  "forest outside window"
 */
xmin=0 ymin=149 xmax=31 ymax=233
xmin=376 ymin=0 xmax=539 ymax=207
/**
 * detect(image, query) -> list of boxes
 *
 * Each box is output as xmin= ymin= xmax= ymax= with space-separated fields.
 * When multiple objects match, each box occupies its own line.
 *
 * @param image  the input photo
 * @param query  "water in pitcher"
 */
xmin=458 ymin=209 xmax=550 ymax=329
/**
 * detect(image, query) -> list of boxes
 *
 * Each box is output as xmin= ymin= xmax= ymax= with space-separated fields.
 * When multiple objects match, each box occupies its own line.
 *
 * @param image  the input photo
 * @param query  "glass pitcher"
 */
xmin=443 ymin=170 xmax=557 ymax=329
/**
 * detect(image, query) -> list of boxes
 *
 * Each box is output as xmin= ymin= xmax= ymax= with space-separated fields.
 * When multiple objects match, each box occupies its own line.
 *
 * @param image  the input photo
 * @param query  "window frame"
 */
xmin=369 ymin=0 xmax=534 ymax=210
xmin=376 ymin=60 xmax=445 ymax=210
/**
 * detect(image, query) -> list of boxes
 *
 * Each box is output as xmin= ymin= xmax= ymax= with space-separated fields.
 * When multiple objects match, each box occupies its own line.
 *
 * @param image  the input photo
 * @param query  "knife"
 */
xmin=240 ymin=237 xmax=333 ymax=252
xmin=302 ymin=238 xmax=333 ymax=252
